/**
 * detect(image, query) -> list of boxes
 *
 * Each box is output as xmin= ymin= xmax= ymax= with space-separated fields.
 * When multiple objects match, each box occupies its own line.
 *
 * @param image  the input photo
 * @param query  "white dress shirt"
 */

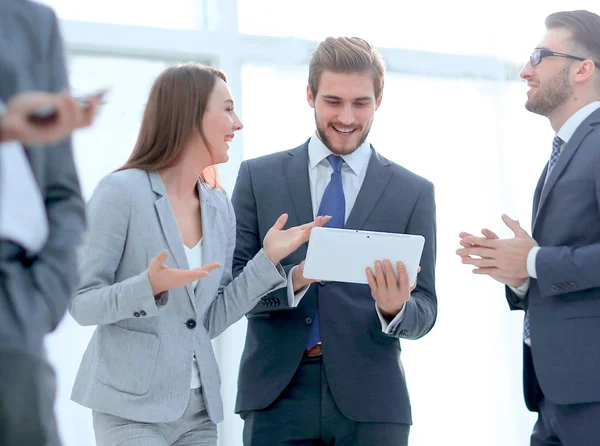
xmin=512 ymin=101 xmax=600 ymax=297
xmin=287 ymin=133 xmax=406 ymax=334
xmin=0 ymin=101 xmax=48 ymax=253
xmin=184 ymin=239 xmax=203 ymax=389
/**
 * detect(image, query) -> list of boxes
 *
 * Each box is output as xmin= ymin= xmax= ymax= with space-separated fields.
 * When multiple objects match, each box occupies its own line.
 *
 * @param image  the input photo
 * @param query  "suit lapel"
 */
xmin=194 ymin=182 xmax=218 ymax=303
xmin=345 ymin=148 xmax=392 ymax=230
xmin=531 ymin=165 xmax=547 ymax=229
xmin=283 ymin=141 xmax=314 ymax=225
xmin=533 ymin=116 xmax=597 ymax=232
xmin=148 ymin=171 xmax=195 ymax=308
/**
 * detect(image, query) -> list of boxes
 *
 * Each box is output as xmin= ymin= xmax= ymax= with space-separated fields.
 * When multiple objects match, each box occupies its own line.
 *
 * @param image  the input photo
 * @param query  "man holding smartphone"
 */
xmin=0 ymin=1 xmax=95 ymax=445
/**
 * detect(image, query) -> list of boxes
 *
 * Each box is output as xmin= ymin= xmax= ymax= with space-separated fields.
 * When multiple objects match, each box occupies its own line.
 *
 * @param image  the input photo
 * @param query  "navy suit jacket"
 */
xmin=506 ymin=107 xmax=600 ymax=411
xmin=231 ymin=141 xmax=437 ymax=424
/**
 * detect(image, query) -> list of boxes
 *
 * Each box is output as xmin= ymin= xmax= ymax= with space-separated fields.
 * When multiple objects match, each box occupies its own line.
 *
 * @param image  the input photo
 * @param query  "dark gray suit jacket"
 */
xmin=231 ymin=141 xmax=437 ymax=424
xmin=0 ymin=0 xmax=86 ymax=355
xmin=506 ymin=107 xmax=600 ymax=411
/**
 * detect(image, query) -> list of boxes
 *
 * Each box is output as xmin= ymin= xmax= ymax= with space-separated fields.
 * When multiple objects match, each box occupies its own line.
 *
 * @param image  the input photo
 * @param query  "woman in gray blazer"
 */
xmin=69 ymin=64 xmax=328 ymax=446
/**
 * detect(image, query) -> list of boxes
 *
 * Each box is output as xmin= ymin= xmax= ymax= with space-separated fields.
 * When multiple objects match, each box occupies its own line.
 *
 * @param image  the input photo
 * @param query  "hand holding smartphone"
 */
xmin=1 ymin=90 xmax=105 ymax=145
xmin=28 ymin=88 xmax=108 ymax=124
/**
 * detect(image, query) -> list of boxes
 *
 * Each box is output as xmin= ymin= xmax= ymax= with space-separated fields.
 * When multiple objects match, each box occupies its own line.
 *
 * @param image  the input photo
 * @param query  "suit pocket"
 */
xmin=560 ymin=295 xmax=600 ymax=319
xmin=97 ymin=325 xmax=160 ymax=395
xmin=246 ymin=312 xmax=271 ymax=320
xmin=564 ymin=313 xmax=600 ymax=320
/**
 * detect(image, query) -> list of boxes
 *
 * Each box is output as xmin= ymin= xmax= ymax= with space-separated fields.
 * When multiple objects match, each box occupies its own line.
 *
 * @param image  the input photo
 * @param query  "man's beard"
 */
xmin=315 ymin=112 xmax=372 ymax=155
xmin=526 ymin=64 xmax=573 ymax=117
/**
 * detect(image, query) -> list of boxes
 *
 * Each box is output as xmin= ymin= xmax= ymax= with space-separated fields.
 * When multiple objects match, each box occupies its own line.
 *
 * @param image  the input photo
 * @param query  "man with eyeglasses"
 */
xmin=457 ymin=10 xmax=600 ymax=446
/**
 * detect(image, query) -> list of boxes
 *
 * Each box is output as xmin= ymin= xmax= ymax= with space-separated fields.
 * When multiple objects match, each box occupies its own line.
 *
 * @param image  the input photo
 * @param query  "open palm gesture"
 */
xmin=263 ymin=214 xmax=331 ymax=265
xmin=148 ymin=250 xmax=222 ymax=295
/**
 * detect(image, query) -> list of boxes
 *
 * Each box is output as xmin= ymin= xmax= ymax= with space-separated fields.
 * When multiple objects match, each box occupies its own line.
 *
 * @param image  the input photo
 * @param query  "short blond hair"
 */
xmin=308 ymin=37 xmax=386 ymax=99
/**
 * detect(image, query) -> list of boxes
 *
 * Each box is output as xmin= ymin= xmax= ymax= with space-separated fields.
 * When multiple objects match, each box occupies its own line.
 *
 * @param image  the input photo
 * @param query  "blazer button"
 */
xmin=569 ymin=282 xmax=577 ymax=289
xmin=318 ymin=281 xmax=326 ymax=287
xmin=186 ymin=319 xmax=197 ymax=329
xmin=305 ymin=317 xmax=312 ymax=324
xmin=133 ymin=311 xmax=140 ymax=317
xmin=140 ymin=310 xmax=147 ymax=316
xmin=551 ymin=285 xmax=558 ymax=292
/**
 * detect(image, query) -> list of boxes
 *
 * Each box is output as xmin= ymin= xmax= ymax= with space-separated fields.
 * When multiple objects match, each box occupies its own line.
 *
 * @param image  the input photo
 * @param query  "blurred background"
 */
xmin=37 ymin=1 xmax=597 ymax=444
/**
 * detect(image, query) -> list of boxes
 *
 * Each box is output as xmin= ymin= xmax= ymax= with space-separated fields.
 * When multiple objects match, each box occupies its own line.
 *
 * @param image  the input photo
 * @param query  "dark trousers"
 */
xmin=0 ymin=350 xmax=60 ymax=446
xmin=531 ymin=396 xmax=600 ymax=446
xmin=242 ymin=355 xmax=409 ymax=446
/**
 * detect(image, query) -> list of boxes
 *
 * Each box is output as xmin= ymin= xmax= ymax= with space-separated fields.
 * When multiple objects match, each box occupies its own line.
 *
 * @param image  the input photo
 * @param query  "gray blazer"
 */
xmin=70 ymin=169 xmax=286 ymax=424
xmin=506 ymin=107 xmax=600 ymax=412
xmin=0 ymin=0 xmax=86 ymax=356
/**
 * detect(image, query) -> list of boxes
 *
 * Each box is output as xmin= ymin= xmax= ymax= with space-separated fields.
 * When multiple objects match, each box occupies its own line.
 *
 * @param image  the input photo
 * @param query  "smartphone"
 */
xmin=28 ymin=104 xmax=57 ymax=123
xmin=78 ymin=88 xmax=109 ymax=108
xmin=28 ymin=88 xmax=109 ymax=124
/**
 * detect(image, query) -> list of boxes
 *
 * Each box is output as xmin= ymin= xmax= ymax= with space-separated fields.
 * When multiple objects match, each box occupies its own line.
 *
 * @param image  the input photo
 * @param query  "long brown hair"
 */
xmin=117 ymin=63 xmax=226 ymax=190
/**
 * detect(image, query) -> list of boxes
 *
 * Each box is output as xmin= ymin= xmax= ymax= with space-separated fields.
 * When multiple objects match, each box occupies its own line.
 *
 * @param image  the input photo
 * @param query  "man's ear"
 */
xmin=375 ymin=93 xmax=383 ymax=110
xmin=573 ymin=59 xmax=597 ymax=87
xmin=307 ymin=85 xmax=316 ymax=108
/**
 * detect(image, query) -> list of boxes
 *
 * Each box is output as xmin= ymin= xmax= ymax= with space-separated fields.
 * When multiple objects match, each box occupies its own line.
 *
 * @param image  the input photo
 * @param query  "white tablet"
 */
xmin=303 ymin=227 xmax=425 ymax=285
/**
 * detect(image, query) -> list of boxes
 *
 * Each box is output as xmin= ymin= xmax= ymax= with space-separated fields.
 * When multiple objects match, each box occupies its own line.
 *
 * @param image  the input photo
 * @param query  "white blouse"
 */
xmin=184 ymin=239 xmax=203 ymax=389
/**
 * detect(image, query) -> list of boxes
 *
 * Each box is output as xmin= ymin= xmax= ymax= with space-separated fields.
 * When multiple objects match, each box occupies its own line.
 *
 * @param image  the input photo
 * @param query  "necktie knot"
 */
xmin=327 ymin=155 xmax=344 ymax=173
xmin=551 ymin=135 xmax=563 ymax=157
xmin=547 ymin=135 xmax=563 ymax=177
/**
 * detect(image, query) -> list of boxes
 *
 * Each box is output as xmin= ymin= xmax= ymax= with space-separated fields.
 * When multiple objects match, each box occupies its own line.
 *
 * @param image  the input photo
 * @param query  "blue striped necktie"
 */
xmin=523 ymin=135 xmax=563 ymax=345
xmin=306 ymin=155 xmax=345 ymax=350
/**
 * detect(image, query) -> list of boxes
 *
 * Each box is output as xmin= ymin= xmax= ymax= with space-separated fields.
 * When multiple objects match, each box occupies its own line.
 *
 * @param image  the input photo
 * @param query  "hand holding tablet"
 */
xmin=302 ymin=227 xmax=425 ymax=285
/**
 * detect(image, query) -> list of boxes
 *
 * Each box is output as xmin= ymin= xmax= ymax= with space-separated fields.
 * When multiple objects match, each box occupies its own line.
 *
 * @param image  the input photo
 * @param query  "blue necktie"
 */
xmin=523 ymin=135 xmax=562 ymax=345
xmin=546 ymin=135 xmax=563 ymax=180
xmin=306 ymin=155 xmax=345 ymax=350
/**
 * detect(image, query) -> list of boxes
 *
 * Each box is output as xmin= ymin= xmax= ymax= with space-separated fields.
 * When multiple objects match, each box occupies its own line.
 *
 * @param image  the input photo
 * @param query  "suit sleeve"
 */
xmin=231 ymin=160 xmax=296 ymax=315
xmin=534 ymin=150 xmax=600 ymax=297
xmin=505 ymin=287 xmax=526 ymax=310
xmin=203 ymin=197 xmax=287 ymax=338
xmin=28 ymin=8 xmax=86 ymax=332
xmin=69 ymin=176 xmax=162 ymax=326
xmin=385 ymin=181 xmax=438 ymax=340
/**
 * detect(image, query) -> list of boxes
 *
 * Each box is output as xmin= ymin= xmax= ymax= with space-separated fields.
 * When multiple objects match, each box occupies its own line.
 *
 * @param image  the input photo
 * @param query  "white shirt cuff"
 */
xmin=376 ymin=302 xmax=407 ymax=334
xmin=527 ymin=246 xmax=540 ymax=279
xmin=509 ymin=279 xmax=530 ymax=298
xmin=287 ymin=265 xmax=310 ymax=307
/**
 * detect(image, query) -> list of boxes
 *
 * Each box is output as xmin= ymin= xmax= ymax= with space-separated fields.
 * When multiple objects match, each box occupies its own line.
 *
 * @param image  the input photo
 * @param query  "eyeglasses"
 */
xmin=530 ymin=49 xmax=600 ymax=68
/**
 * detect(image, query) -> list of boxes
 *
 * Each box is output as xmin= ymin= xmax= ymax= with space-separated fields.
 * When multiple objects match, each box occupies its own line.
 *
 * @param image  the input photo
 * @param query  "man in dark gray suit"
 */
xmin=458 ymin=10 xmax=600 ymax=446
xmin=0 ymin=1 xmax=89 ymax=445
xmin=232 ymin=37 xmax=437 ymax=445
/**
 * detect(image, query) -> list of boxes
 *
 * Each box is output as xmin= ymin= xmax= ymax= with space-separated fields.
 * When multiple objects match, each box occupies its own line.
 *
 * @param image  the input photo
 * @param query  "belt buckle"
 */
xmin=305 ymin=344 xmax=322 ymax=357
